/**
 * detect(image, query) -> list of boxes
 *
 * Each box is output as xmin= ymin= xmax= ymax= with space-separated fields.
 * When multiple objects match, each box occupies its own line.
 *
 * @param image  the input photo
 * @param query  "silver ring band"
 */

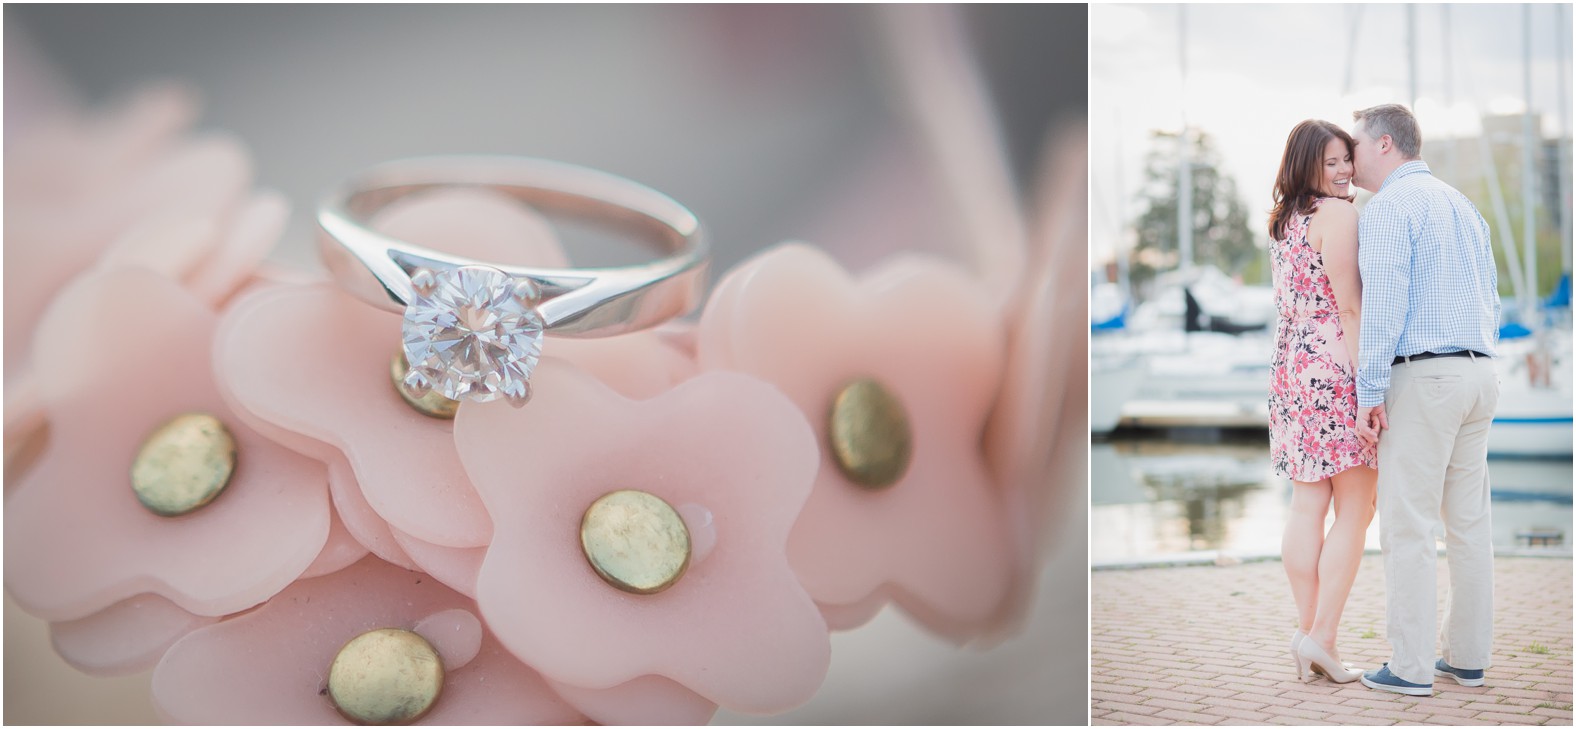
xmin=317 ymin=155 xmax=708 ymax=338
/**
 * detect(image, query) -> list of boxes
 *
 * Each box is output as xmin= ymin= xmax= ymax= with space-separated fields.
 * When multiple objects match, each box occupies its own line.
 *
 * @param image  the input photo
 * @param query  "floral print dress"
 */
xmin=1268 ymin=199 xmax=1377 ymax=481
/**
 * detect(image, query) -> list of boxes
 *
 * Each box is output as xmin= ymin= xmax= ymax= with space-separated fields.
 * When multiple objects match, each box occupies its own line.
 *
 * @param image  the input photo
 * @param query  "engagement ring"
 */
xmin=318 ymin=156 xmax=708 ymax=407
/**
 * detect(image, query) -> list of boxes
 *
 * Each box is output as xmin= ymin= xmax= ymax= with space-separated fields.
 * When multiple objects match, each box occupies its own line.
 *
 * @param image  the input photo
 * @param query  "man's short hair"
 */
xmin=1353 ymin=104 xmax=1422 ymax=159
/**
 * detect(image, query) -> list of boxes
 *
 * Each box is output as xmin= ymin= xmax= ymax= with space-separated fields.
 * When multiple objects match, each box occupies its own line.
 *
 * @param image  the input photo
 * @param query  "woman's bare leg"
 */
xmin=1308 ymin=465 xmax=1379 ymax=655
xmin=1283 ymin=479 xmax=1333 ymax=633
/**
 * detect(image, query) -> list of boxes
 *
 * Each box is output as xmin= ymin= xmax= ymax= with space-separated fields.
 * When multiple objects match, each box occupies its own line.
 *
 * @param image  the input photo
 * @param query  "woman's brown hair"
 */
xmin=1268 ymin=120 xmax=1356 ymax=240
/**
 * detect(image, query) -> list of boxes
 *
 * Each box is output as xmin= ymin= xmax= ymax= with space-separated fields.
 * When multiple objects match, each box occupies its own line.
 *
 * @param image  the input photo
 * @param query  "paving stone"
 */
xmin=1092 ymin=556 xmax=1571 ymax=725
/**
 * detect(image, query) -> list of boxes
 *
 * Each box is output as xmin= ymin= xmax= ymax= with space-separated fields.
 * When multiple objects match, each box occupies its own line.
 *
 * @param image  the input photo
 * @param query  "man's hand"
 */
xmin=1356 ymin=404 xmax=1389 ymax=446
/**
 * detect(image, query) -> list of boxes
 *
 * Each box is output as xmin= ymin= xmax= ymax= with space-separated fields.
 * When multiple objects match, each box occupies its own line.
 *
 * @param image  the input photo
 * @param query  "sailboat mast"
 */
xmin=1115 ymin=110 xmax=1132 ymax=305
xmin=1342 ymin=6 xmax=1363 ymax=97
xmin=1522 ymin=3 xmax=1539 ymax=321
xmin=1558 ymin=3 xmax=1573 ymax=276
xmin=1177 ymin=5 xmax=1193 ymax=276
xmin=1441 ymin=5 xmax=1454 ymax=183
xmin=1407 ymin=5 xmax=1419 ymax=109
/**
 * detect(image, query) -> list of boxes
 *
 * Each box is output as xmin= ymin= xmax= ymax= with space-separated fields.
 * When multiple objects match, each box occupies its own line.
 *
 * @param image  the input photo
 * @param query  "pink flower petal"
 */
xmin=813 ymin=590 xmax=888 ymax=630
xmin=6 ymin=133 xmax=249 ymax=391
xmin=390 ymin=527 xmax=486 ymax=599
xmin=50 ymin=594 xmax=217 ymax=677
xmin=696 ymin=244 xmax=1014 ymax=639
xmin=153 ymin=557 xmax=584 ymax=725
xmin=549 ymin=336 xmax=698 ymax=399
xmin=187 ymin=190 xmax=291 ymax=306
xmin=299 ymin=507 xmax=372 ymax=581
xmin=411 ymin=608 xmax=484 ymax=670
xmin=96 ymin=210 xmax=221 ymax=281
xmin=652 ymin=319 xmax=700 ymax=362
xmin=980 ymin=126 xmax=1088 ymax=638
xmin=548 ymin=675 xmax=719 ymax=725
xmin=216 ymin=282 xmax=490 ymax=548
xmin=323 ymin=454 xmax=417 ymax=571
xmin=4 ymin=267 xmax=330 ymax=620
xmin=456 ymin=361 xmax=830 ymax=713
xmin=3 ymin=376 xmax=47 ymax=482
xmin=96 ymin=132 xmax=252 ymax=226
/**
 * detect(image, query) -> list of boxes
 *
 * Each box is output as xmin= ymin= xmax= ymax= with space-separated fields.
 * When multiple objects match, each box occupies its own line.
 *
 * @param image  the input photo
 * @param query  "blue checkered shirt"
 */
xmin=1356 ymin=161 xmax=1500 ymax=407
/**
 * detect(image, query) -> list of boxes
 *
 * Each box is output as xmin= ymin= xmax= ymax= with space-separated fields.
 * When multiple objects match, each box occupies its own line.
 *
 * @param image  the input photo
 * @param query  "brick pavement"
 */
xmin=1092 ymin=556 xmax=1573 ymax=725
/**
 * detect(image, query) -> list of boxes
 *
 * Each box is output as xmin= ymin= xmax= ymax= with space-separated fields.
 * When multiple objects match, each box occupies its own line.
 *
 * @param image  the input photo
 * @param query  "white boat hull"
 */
xmin=1490 ymin=335 xmax=1574 ymax=458
xmin=1090 ymin=357 xmax=1146 ymax=434
xmin=1488 ymin=415 xmax=1573 ymax=458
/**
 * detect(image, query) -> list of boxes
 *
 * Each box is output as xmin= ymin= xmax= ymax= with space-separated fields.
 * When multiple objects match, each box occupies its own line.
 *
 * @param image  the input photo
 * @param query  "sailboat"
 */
xmin=1478 ymin=6 xmax=1574 ymax=458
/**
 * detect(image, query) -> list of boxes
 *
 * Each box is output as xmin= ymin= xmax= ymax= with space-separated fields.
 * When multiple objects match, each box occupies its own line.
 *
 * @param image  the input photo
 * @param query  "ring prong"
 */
xmin=410 ymin=268 xmax=438 ymax=297
xmin=505 ymin=381 xmax=532 ymax=408
xmin=511 ymin=278 xmax=542 ymax=305
xmin=402 ymin=367 xmax=433 ymax=399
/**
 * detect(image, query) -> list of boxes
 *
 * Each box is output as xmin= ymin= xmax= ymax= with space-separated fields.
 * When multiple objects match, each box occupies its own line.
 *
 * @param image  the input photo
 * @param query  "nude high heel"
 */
xmin=1297 ymin=637 xmax=1363 ymax=683
xmin=1293 ymin=630 xmax=1342 ymax=679
xmin=1290 ymin=630 xmax=1307 ymax=678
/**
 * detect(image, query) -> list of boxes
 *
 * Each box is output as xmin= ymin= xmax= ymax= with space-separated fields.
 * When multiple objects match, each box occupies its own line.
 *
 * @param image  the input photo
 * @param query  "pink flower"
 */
xmin=153 ymin=556 xmax=587 ymax=725
xmin=213 ymin=190 xmax=695 ymax=597
xmin=981 ymin=125 xmax=1089 ymax=637
xmin=3 ymin=267 xmax=332 ymax=624
xmin=212 ymin=190 xmax=726 ymax=721
xmin=50 ymin=521 xmax=365 ymax=678
xmin=695 ymin=243 xmax=1014 ymax=640
xmin=3 ymin=83 xmax=347 ymax=677
xmin=4 ymin=85 xmax=274 ymax=451
xmin=452 ymin=361 xmax=832 ymax=714
xmin=49 ymin=594 xmax=217 ymax=677
xmin=316 ymin=454 xmax=716 ymax=725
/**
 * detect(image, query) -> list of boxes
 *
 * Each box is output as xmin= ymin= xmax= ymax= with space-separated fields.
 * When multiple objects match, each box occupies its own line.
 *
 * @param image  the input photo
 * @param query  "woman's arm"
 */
xmin=1314 ymin=199 xmax=1363 ymax=366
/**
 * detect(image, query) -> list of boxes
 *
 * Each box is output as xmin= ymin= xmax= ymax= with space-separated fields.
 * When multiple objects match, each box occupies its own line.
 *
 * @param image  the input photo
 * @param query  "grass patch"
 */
xmin=1360 ymin=628 xmax=1377 ymax=639
xmin=1529 ymin=642 xmax=1551 ymax=655
xmin=1534 ymin=702 xmax=1573 ymax=712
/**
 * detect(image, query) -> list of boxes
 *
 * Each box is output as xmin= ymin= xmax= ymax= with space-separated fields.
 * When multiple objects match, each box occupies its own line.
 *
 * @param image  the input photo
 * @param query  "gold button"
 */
xmin=328 ymin=628 xmax=444 ymax=725
xmin=827 ymin=378 xmax=912 ymax=489
xmin=130 ymin=413 xmax=237 ymax=517
xmin=390 ymin=351 xmax=459 ymax=419
xmin=580 ymin=490 xmax=691 ymax=595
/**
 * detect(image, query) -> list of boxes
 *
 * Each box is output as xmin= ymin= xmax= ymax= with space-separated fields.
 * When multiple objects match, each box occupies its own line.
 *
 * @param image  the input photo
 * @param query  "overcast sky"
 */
xmin=1090 ymin=3 xmax=1572 ymax=264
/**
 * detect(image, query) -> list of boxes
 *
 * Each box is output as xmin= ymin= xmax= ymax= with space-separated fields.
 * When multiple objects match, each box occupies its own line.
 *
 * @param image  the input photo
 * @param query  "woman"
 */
xmin=1267 ymin=120 xmax=1379 ymax=684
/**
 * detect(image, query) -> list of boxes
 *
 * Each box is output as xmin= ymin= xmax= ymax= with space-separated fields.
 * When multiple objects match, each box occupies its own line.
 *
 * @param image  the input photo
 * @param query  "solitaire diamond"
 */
xmin=401 ymin=265 xmax=544 ymax=406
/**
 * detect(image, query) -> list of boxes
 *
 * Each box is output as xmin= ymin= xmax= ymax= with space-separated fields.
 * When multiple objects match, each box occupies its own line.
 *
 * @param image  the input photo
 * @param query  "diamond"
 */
xmin=401 ymin=265 xmax=544 ymax=406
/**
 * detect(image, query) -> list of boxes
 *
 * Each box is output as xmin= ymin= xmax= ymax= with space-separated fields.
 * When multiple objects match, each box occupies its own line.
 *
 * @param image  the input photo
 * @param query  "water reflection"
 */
xmin=1092 ymin=432 xmax=1574 ymax=565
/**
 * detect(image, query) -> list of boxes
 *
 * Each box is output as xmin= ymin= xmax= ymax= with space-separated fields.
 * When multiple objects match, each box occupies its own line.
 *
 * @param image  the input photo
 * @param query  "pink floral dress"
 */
xmin=1268 ymin=199 xmax=1377 ymax=482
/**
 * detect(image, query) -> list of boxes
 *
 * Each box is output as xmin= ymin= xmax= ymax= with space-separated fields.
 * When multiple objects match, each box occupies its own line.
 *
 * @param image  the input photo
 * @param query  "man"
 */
xmin=1349 ymin=103 xmax=1501 ymax=696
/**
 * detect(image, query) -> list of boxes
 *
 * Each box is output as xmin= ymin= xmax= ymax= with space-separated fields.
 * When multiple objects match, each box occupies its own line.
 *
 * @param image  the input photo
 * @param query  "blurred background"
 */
xmin=4 ymin=4 xmax=1087 ymax=724
xmin=1090 ymin=3 xmax=1572 ymax=567
xmin=9 ymin=4 xmax=1082 ymax=273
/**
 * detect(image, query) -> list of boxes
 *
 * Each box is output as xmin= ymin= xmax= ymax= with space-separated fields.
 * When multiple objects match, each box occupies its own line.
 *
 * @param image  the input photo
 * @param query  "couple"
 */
xmin=1266 ymin=104 xmax=1500 ymax=696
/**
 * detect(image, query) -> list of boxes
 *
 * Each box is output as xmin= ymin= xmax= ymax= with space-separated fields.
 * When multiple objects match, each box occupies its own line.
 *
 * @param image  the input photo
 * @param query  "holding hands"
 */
xmin=1356 ymin=404 xmax=1389 ymax=446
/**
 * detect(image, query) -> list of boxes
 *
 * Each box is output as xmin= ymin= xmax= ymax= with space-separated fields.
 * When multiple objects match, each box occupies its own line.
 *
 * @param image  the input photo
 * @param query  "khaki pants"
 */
xmin=1377 ymin=355 xmax=1498 ymax=685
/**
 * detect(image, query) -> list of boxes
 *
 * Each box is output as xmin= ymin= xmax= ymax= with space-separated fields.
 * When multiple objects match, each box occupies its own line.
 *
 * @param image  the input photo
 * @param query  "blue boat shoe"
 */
xmin=1360 ymin=664 xmax=1433 ymax=696
xmin=1434 ymin=658 xmax=1486 ymax=687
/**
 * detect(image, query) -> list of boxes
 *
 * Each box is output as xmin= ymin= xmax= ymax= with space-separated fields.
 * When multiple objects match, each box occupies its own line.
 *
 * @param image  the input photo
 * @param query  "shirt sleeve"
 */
xmin=1357 ymin=197 xmax=1410 ymax=407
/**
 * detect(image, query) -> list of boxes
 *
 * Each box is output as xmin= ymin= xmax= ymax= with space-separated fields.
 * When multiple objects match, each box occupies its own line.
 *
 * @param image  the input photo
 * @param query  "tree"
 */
xmin=1130 ymin=130 xmax=1260 ymax=298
